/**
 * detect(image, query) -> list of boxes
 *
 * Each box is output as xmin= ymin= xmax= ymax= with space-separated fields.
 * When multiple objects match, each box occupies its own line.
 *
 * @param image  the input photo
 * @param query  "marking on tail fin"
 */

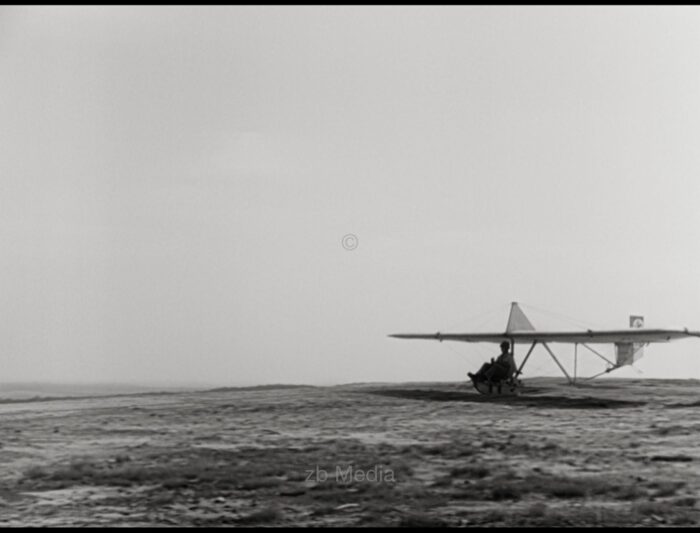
xmin=630 ymin=316 xmax=644 ymax=329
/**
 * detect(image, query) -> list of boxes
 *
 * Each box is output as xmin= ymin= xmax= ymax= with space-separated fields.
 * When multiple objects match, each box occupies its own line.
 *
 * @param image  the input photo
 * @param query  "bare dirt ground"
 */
xmin=1 ymin=378 xmax=700 ymax=526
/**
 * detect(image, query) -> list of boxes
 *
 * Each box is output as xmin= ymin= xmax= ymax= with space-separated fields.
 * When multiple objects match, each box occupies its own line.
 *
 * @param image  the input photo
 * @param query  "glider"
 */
xmin=389 ymin=302 xmax=700 ymax=395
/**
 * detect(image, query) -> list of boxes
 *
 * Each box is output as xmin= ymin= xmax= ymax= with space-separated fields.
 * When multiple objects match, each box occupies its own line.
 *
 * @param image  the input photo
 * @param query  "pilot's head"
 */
xmin=500 ymin=341 xmax=510 ymax=353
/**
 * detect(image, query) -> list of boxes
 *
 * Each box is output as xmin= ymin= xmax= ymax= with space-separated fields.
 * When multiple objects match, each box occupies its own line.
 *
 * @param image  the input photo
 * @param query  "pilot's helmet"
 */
xmin=500 ymin=341 xmax=510 ymax=351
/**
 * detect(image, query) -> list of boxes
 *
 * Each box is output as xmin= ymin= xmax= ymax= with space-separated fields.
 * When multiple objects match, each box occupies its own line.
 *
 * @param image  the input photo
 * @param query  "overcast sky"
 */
xmin=2 ymin=6 xmax=700 ymax=386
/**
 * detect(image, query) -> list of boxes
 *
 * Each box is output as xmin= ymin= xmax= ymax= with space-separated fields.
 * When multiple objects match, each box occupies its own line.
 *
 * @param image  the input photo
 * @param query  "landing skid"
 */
xmin=468 ymin=375 xmax=522 ymax=396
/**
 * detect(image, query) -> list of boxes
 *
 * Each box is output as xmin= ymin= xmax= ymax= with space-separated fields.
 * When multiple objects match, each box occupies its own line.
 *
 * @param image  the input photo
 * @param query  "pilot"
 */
xmin=487 ymin=341 xmax=516 ymax=381
xmin=469 ymin=341 xmax=515 ymax=383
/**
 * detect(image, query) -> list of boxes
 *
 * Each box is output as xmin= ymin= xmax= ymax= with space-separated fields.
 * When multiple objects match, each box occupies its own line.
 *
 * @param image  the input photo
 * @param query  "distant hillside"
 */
xmin=0 ymin=382 xmax=196 ymax=400
xmin=206 ymin=384 xmax=316 ymax=392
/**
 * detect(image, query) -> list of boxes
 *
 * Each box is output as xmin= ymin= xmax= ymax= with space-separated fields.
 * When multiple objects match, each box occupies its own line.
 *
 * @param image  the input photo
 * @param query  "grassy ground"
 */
xmin=1 ymin=378 xmax=699 ymax=526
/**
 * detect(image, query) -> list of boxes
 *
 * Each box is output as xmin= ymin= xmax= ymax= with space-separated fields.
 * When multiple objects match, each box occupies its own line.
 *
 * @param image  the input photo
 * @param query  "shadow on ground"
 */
xmin=365 ymin=388 xmax=646 ymax=409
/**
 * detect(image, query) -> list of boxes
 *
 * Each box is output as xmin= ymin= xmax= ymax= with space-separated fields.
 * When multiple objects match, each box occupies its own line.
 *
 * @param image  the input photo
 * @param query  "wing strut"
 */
xmin=542 ymin=342 xmax=573 ymax=384
xmin=584 ymin=365 xmax=620 ymax=381
xmin=581 ymin=343 xmax=616 ymax=367
xmin=515 ymin=341 xmax=537 ymax=377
